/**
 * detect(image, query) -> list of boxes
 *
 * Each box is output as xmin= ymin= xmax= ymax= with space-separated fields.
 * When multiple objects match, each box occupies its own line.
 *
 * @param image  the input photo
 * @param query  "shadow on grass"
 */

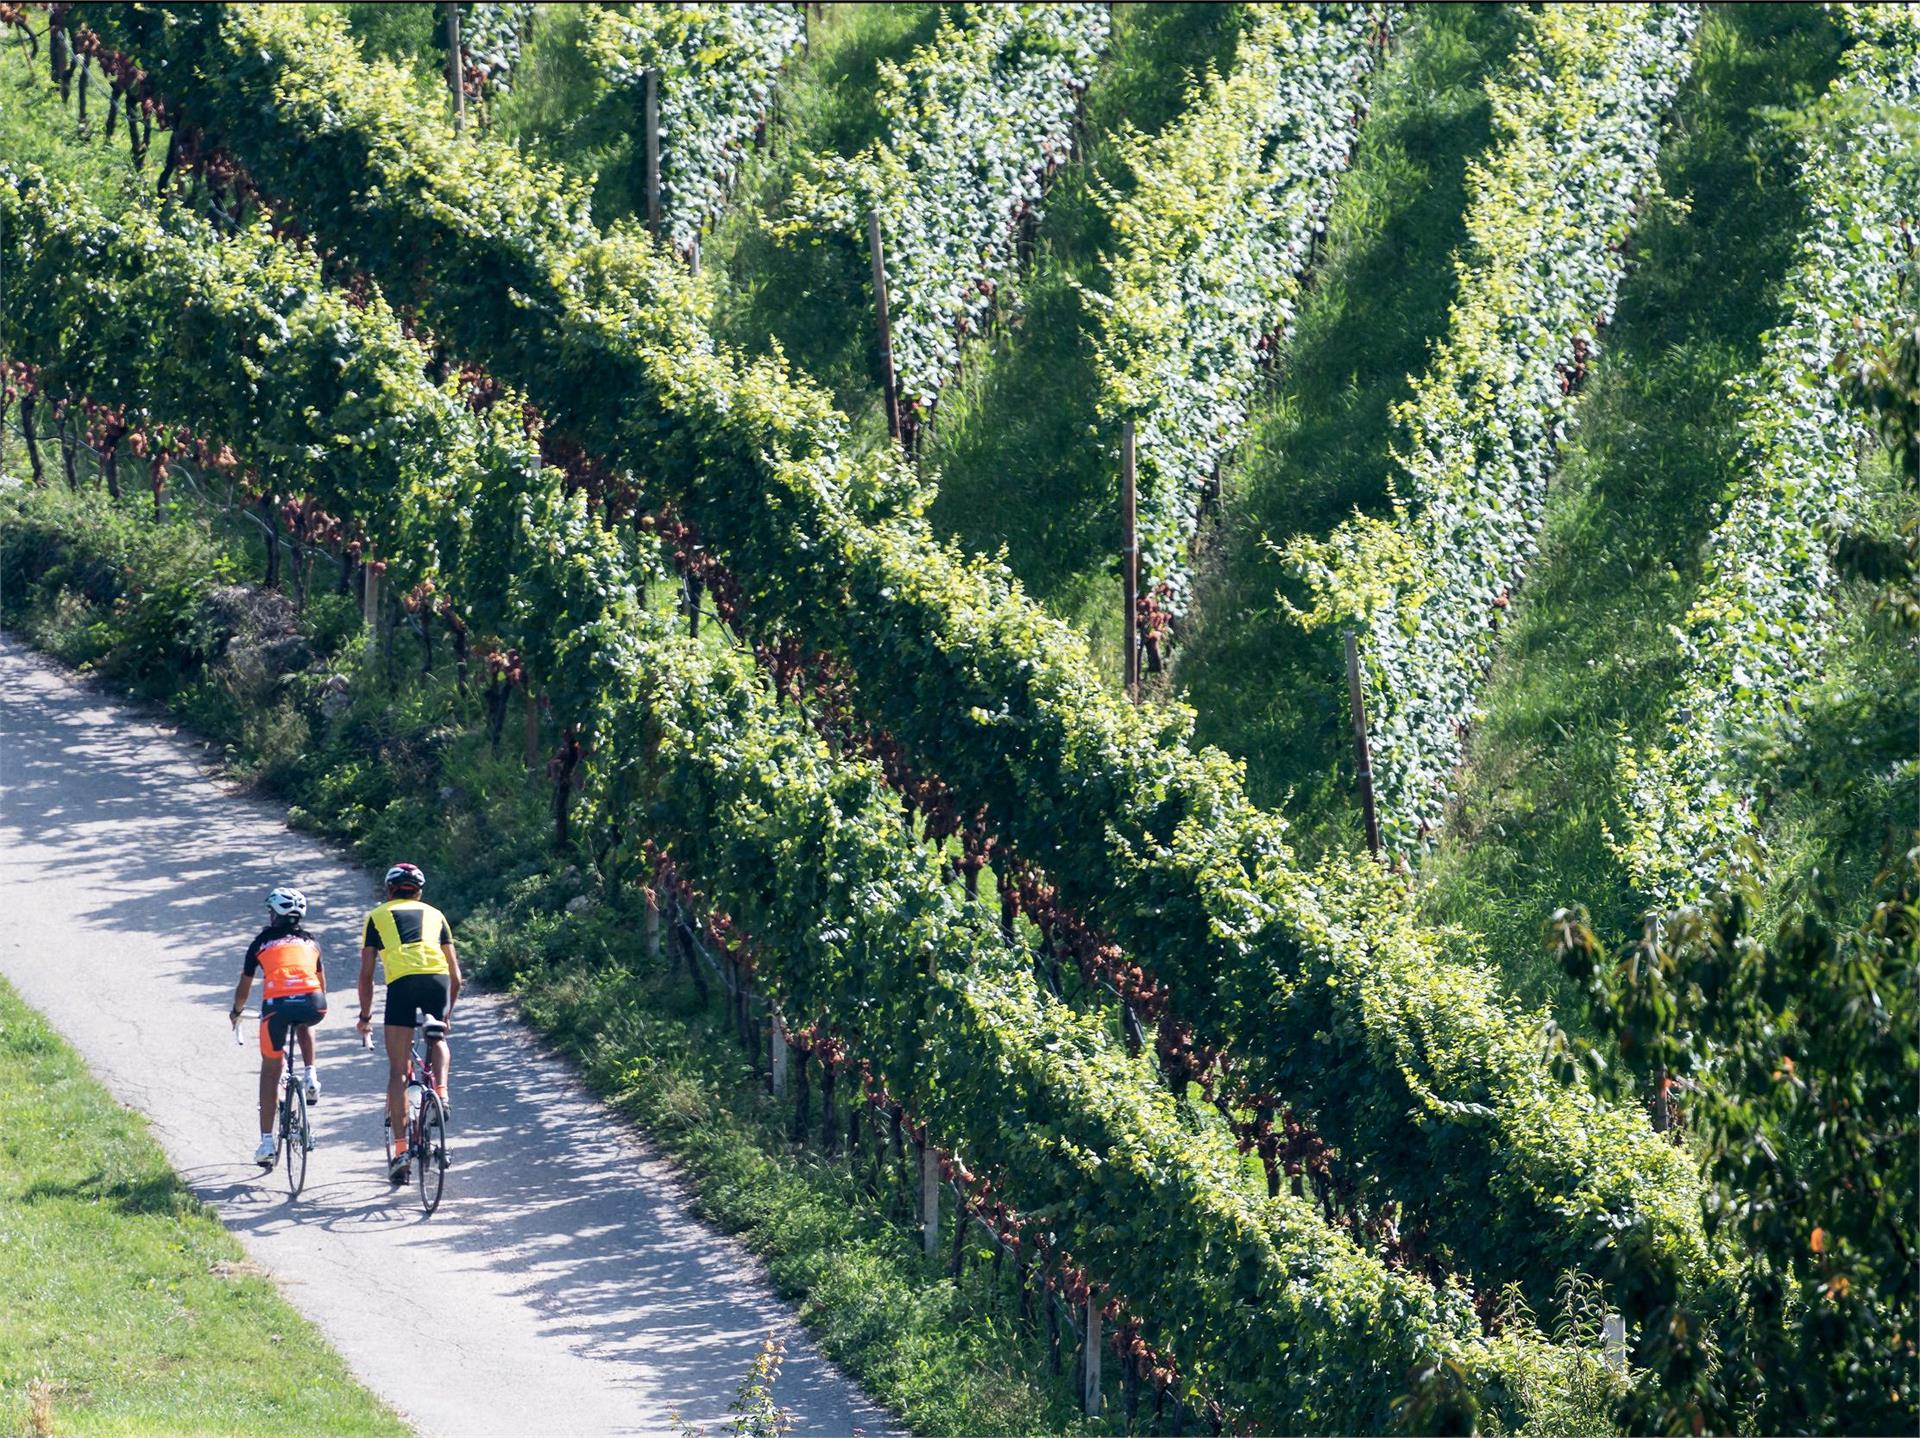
xmin=1414 ymin=4 xmax=1850 ymax=1013
xmin=20 ymin=1169 xmax=202 ymax=1220
xmin=1168 ymin=4 xmax=1519 ymax=854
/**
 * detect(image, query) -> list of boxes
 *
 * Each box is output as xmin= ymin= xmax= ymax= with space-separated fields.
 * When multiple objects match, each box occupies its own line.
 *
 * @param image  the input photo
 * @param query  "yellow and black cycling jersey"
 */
xmin=362 ymin=899 xmax=455 ymax=982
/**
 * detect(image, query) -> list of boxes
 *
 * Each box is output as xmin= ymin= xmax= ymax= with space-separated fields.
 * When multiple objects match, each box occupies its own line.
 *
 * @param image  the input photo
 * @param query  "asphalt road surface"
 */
xmin=0 ymin=634 xmax=891 ymax=1438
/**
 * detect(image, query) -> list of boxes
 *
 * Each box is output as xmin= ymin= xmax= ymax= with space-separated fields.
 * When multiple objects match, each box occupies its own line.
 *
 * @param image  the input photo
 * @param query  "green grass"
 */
xmin=1414 ymin=4 xmax=1853 ymax=1010
xmin=0 ymin=977 xmax=406 ymax=1438
xmin=920 ymin=2 xmax=1251 ymax=676
xmin=0 ymin=37 xmax=152 ymax=209
xmin=1167 ymin=4 xmax=1518 ymax=850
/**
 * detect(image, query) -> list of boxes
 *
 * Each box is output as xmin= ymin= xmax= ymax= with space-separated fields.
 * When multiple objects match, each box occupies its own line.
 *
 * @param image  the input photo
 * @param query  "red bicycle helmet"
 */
xmin=384 ymin=862 xmax=426 ymax=894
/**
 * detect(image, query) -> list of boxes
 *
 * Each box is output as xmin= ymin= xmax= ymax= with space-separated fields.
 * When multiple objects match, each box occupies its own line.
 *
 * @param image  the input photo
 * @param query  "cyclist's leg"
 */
xmin=414 ymin=974 xmax=452 ymax=1104
xmin=427 ymin=1032 xmax=449 ymax=1102
xmin=296 ymin=1022 xmax=316 ymax=1068
xmin=380 ymin=1021 xmax=412 ymax=1151
xmin=258 ymin=1010 xmax=288 ymax=1135
xmin=426 ymin=971 xmax=451 ymax=1105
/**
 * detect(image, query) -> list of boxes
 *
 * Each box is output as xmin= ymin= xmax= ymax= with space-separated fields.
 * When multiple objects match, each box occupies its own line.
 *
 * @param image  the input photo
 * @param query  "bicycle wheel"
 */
xmin=415 ymin=1089 xmax=447 ymax=1215
xmin=283 ymin=1084 xmax=309 ymax=1199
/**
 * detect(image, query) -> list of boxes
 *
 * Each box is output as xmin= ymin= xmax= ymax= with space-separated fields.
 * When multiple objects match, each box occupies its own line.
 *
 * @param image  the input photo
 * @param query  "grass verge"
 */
xmin=0 ymin=975 xmax=406 ymax=1438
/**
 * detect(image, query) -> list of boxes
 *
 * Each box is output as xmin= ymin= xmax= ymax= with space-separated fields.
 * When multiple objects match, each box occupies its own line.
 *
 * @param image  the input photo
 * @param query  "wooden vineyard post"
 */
xmin=644 ymin=888 xmax=661 ymax=962
xmin=1121 ymin=420 xmax=1139 ymax=701
xmin=523 ymin=690 xmax=540 ymax=769
xmin=771 ymin=1017 xmax=789 ymax=1098
xmin=920 ymin=1144 xmax=940 ymax=1259
xmin=446 ymin=2 xmax=466 ymax=135
xmin=1082 ymin=1300 xmax=1102 ymax=1415
xmin=362 ymin=543 xmax=380 ymax=657
xmin=643 ymin=69 xmax=662 ymax=239
xmin=868 ymin=212 xmax=901 ymax=443
xmin=1344 ymin=631 xmax=1381 ymax=856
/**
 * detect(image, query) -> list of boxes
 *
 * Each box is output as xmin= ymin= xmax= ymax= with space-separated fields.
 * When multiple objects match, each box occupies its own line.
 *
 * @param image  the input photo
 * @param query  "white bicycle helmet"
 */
xmin=266 ymin=886 xmax=308 ymax=921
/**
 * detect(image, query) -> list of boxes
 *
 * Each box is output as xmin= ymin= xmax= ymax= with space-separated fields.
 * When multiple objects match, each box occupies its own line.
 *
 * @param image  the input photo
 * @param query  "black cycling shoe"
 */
xmin=388 ymin=1158 xmax=410 ymax=1186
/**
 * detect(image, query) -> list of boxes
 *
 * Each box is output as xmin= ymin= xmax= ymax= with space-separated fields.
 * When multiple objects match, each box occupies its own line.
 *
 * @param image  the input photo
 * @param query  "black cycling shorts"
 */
xmin=385 ymin=973 xmax=450 ymax=1029
xmin=260 ymin=992 xmax=327 ymax=1059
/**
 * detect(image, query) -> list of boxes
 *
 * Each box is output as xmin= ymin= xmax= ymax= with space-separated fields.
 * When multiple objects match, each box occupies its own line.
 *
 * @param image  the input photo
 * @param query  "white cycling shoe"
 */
xmin=305 ymin=1072 xmax=321 ymax=1104
xmin=253 ymin=1135 xmax=277 ymax=1167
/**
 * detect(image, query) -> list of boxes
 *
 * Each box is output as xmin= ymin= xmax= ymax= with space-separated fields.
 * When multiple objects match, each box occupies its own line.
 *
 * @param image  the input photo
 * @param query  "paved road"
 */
xmin=0 ymin=634 xmax=891 ymax=1438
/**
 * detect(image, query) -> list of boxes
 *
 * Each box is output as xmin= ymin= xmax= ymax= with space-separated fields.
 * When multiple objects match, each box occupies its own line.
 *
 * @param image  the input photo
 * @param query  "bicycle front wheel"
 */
xmin=415 ymin=1089 xmax=447 ymax=1215
xmin=283 ymin=1084 xmax=309 ymax=1199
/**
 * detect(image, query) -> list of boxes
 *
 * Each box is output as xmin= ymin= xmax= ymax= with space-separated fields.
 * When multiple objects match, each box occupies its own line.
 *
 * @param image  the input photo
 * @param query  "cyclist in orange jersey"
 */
xmin=229 ymin=886 xmax=329 ymax=1166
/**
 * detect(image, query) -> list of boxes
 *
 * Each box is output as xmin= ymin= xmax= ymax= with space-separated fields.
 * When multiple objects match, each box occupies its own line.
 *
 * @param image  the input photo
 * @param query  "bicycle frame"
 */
xmin=384 ymin=1007 xmax=451 ymax=1212
xmin=234 ymin=1007 xmax=315 ymax=1191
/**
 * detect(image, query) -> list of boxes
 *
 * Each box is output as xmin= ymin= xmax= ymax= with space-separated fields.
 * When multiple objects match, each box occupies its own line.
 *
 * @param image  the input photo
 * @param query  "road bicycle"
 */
xmin=234 ymin=1008 xmax=317 ymax=1198
xmin=379 ymin=1009 xmax=451 ymax=1215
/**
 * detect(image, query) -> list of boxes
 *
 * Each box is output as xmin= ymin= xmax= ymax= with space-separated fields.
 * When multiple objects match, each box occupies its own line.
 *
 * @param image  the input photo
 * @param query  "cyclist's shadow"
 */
xmin=179 ymin=1163 xmax=435 ymax=1230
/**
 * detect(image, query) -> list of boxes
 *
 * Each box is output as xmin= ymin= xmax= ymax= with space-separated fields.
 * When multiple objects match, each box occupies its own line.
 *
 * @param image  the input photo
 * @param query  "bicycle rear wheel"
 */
xmin=415 ymin=1089 xmax=447 ymax=1214
xmin=283 ymin=1084 xmax=309 ymax=1198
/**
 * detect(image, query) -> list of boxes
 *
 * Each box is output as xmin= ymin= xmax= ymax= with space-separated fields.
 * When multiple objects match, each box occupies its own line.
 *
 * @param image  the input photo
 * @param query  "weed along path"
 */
xmin=0 ymin=635 xmax=892 ymax=1438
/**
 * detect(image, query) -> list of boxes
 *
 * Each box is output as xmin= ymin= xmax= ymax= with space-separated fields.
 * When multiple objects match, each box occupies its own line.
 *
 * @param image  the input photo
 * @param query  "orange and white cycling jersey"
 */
xmin=251 ymin=934 xmax=323 ymax=1000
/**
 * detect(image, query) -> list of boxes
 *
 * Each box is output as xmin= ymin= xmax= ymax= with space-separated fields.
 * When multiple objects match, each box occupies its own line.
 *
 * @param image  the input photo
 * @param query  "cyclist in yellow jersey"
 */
xmin=356 ymin=862 xmax=462 ymax=1184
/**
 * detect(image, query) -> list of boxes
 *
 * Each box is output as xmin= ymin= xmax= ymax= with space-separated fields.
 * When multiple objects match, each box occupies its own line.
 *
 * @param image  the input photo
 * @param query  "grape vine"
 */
xmin=66 ymin=0 xmax=1709 ymax=1316
xmin=1286 ymin=3 xmax=1701 ymax=853
xmin=778 ymin=3 xmax=1108 ymax=432
xmin=1085 ymin=2 xmax=1385 ymax=623
xmin=582 ymin=3 xmax=805 ymax=260
xmin=1614 ymin=6 xmax=1920 ymax=905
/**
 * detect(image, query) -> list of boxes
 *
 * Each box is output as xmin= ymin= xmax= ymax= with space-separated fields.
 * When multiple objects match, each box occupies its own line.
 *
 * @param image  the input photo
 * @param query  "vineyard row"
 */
xmin=1616 ymin=6 xmax=1920 ymax=904
xmin=0 ymin=164 xmax=1597 ymax=1433
xmin=58 ymin=0 xmax=1709 ymax=1316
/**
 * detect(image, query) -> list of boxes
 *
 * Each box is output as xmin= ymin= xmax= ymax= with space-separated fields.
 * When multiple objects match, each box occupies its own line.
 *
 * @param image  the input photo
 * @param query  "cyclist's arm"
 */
xmin=232 ymin=938 xmax=262 ymax=1020
xmin=444 ymin=943 xmax=462 ymax=1017
xmin=356 ymin=945 xmax=378 ymax=1027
